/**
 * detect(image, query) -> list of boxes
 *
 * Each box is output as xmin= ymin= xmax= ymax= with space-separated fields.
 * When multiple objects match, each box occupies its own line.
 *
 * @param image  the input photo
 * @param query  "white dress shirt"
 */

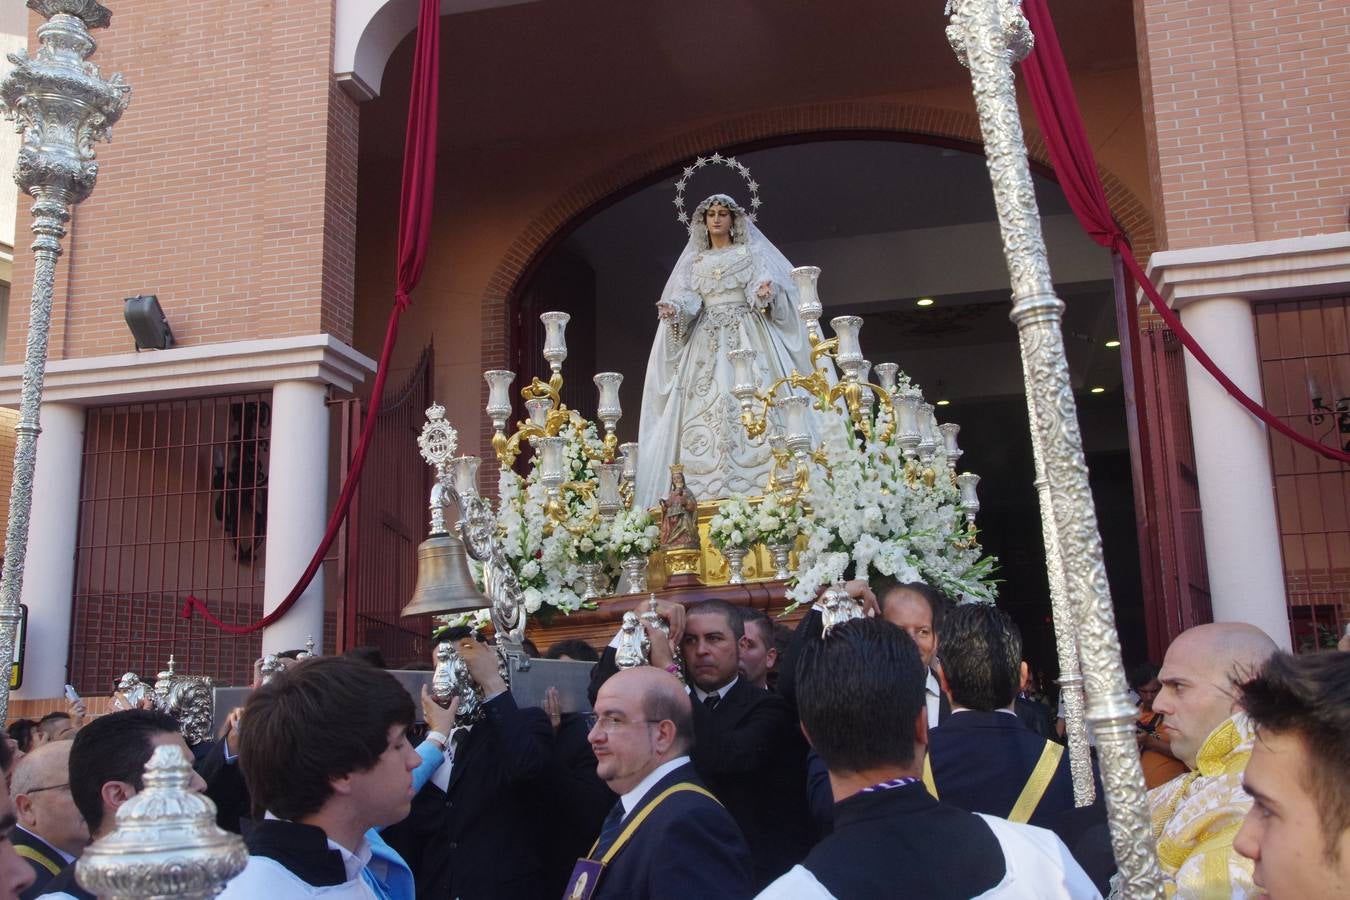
xmin=691 ymin=676 xmax=738 ymax=705
xmin=620 ymin=755 xmax=693 ymax=817
xmin=926 ymin=669 xmax=943 ymax=730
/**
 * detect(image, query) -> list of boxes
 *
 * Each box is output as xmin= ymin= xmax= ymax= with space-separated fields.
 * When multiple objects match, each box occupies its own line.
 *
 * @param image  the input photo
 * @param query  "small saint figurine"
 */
xmin=614 ymin=611 xmax=650 ymax=669
xmin=820 ymin=580 xmax=863 ymax=637
xmin=431 ymin=641 xmax=456 ymax=704
xmin=112 ymin=672 xmax=147 ymax=710
xmin=658 ymin=465 xmax=700 ymax=551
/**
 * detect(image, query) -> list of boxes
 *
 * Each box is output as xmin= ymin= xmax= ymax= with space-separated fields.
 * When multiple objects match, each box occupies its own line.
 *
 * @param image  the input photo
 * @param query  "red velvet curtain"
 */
xmin=184 ymin=0 xmax=444 ymax=633
xmin=1019 ymin=0 xmax=1350 ymax=465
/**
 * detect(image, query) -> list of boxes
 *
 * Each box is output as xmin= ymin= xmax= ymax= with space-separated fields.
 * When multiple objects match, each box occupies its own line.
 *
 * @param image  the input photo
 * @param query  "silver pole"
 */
xmin=946 ymin=0 xmax=1163 ymax=893
xmin=0 ymin=0 xmax=130 ymax=721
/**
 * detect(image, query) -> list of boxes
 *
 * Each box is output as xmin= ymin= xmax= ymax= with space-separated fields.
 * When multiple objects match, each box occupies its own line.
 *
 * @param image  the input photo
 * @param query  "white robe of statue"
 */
xmin=635 ymin=194 xmax=823 ymax=510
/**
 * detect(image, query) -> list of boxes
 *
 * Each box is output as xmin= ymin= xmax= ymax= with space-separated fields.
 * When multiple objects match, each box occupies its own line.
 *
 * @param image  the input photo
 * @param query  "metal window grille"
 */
xmin=338 ymin=345 xmax=435 ymax=667
xmin=70 ymin=393 xmax=272 ymax=692
xmin=1254 ymin=295 xmax=1350 ymax=650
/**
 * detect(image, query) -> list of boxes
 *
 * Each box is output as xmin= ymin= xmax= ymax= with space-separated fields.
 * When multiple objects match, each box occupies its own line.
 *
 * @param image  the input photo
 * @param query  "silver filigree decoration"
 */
xmin=949 ymin=0 xmax=1161 ymax=893
xmin=946 ymin=0 xmax=1034 ymax=69
xmin=674 ymin=151 xmax=761 ymax=226
xmin=76 ymin=745 xmax=246 ymax=899
xmin=0 ymin=0 xmax=130 ymax=724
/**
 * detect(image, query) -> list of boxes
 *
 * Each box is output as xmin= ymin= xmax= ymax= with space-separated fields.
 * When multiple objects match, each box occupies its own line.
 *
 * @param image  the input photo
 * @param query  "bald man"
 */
xmin=1148 ymin=622 xmax=1277 ymax=899
xmin=10 ymin=742 xmax=87 ymax=898
xmin=577 ymin=667 xmax=752 ymax=900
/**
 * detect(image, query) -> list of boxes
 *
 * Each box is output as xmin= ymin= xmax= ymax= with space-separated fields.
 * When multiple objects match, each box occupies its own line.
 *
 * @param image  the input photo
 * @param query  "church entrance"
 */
xmin=510 ymin=137 xmax=1148 ymax=677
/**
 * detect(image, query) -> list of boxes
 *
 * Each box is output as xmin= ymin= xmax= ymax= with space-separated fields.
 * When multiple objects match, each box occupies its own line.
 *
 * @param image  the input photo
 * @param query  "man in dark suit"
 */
xmin=381 ymin=631 xmax=554 ymax=900
xmin=758 ymin=616 xmax=1099 ymax=898
xmin=662 ymin=599 xmax=815 ymax=886
xmin=926 ymin=602 xmax=1114 ymax=893
xmin=10 ymin=742 xmax=86 ymax=899
xmin=580 ymin=666 xmax=751 ymax=899
xmin=0 ymin=736 xmax=36 ymax=900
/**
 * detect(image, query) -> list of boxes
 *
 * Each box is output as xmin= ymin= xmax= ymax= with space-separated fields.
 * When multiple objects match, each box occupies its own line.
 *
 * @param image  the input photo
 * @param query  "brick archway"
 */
xmin=477 ymin=101 xmax=1154 ymax=455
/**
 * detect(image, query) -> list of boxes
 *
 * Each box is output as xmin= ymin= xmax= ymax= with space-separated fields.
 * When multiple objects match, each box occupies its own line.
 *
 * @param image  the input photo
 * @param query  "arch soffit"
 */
xmin=484 ymin=102 xmax=1156 ymax=307
xmin=334 ymin=0 xmax=540 ymax=101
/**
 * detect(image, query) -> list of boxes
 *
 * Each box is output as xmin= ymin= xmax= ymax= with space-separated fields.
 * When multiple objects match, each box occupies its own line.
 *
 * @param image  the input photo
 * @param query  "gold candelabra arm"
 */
xmin=521 ymin=374 xmax=563 ymax=407
xmin=808 ymin=336 xmax=840 ymax=372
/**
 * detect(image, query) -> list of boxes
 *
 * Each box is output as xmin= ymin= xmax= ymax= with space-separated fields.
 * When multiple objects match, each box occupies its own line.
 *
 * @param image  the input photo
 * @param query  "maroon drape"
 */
xmin=183 ymin=0 xmax=443 ymax=634
xmin=1019 ymin=0 xmax=1350 ymax=465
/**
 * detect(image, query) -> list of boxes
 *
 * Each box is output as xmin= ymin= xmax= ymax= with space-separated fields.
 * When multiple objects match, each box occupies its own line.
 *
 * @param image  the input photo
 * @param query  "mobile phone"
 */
xmin=64 ymin=684 xmax=80 ymax=702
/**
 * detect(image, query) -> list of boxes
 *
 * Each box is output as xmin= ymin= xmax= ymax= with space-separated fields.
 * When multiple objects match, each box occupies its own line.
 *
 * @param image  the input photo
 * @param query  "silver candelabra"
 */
xmin=0 ymin=0 xmax=131 ymax=722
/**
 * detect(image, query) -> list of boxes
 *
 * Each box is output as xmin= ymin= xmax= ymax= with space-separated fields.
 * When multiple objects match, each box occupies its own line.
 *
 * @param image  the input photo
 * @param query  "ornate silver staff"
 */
xmin=0 ymin=0 xmax=130 ymax=722
xmin=946 ymin=0 xmax=1163 ymax=894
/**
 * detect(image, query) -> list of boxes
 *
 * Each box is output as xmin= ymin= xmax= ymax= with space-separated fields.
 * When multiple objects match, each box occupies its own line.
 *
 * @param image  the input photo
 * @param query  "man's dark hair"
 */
xmin=544 ymin=638 xmax=599 ymax=662
xmin=343 ymin=646 xmax=388 ymax=669
xmin=740 ymin=608 xmax=774 ymax=647
xmin=521 ymin=639 xmax=541 ymax=659
xmin=797 ymin=617 xmax=925 ymax=771
xmin=239 ymin=656 xmax=415 ymax=821
xmin=873 ymin=577 xmax=950 ymax=637
xmin=0 ymin=730 xmax=13 ymax=773
xmin=940 ymin=603 xmax=1022 ymax=711
xmin=1240 ymin=651 xmax=1350 ymax=861
xmin=1127 ymin=661 xmax=1161 ymax=691
xmin=69 ymin=708 xmax=181 ymax=834
xmin=36 ymin=711 xmax=72 ymax=739
xmin=6 ymin=720 xmax=37 ymax=754
xmin=687 ymin=598 xmax=744 ymax=641
xmin=641 ymin=682 xmax=695 ymax=755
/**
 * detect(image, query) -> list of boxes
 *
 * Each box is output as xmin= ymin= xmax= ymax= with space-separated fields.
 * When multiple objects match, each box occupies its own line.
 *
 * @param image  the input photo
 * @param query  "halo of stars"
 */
xmin=673 ymin=152 xmax=762 ymax=227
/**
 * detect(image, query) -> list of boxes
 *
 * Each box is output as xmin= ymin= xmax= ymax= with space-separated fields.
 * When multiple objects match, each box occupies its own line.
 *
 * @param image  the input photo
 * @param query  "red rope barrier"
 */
xmin=183 ymin=0 xmax=444 ymax=634
xmin=1019 ymin=0 xmax=1350 ymax=466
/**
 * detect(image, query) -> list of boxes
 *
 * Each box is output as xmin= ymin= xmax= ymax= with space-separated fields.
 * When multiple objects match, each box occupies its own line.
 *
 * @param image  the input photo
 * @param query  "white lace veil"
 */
xmin=657 ymin=194 xmax=800 ymax=312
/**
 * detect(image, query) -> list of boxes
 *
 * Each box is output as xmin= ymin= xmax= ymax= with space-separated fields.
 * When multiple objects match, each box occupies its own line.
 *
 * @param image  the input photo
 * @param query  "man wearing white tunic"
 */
xmin=636 ymin=194 xmax=820 ymax=509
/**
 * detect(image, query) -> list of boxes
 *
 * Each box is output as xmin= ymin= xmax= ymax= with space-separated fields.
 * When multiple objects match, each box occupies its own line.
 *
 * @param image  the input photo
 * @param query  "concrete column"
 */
xmin=261 ymin=380 xmax=329 ymax=654
xmin=13 ymin=403 xmax=85 ymax=699
xmin=1177 ymin=296 xmax=1291 ymax=649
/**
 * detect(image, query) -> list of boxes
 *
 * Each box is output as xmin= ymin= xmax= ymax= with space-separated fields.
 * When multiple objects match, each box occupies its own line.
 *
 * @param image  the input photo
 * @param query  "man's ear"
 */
xmin=330 ymin=772 xmax=355 ymax=798
xmin=13 ymin=793 xmax=35 ymax=826
xmin=914 ymin=707 xmax=929 ymax=755
xmin=936 ymin=663 xmax=951 ymax=702
xmin=651 ymin=719 xmax=678 ymax=756
xmin=100 ymin=780 xmax=136 ymax=815
xmin=765 ymin=647 xmax=779 ymax=670
xmin=1019 ymin=660 xmax=1030 ymax=694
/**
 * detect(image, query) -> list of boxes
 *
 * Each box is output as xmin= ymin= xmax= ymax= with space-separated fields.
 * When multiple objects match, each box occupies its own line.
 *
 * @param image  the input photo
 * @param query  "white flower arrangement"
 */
xmin=610 ymin=505 xmax=660 ymax=559
xmin=785 ymin=377 xmax=998 ymax=609
xmin=753 ymin=494 xmax=804 ymax=547
xmin=707 ymin=494 xmax=760 ymax=550
xmin=490 ymin=419 xmax=612 ymax=617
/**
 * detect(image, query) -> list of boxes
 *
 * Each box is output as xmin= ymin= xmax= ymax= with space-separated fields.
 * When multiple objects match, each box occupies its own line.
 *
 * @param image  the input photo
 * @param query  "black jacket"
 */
xmin=534 ymin=711 xmax=616 ymax=896
xmin=927 ymin=709 xmax=1078 ymax=829
xmin=14 ymin=828 xmax=64 ymax=900
xmin=592 ymin=762 xmax=752 ymax=900
xmin=380 ymin=692 xmax=553 ymax=900
xmin=794 ymin=781 xmax=1008 ymax=899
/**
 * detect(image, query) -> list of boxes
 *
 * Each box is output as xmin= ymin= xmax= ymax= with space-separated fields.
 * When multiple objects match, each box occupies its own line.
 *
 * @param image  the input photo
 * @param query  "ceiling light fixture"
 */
xmin=1090 ymin=386 xmax=1106 ymax=394
xmin=936 ymin=399 xmax=951 ymax=407
xmin=916 ymin=297 xmax=935 ymax=307
xmin=1105 ymin=339 xmax=1121 ymax=349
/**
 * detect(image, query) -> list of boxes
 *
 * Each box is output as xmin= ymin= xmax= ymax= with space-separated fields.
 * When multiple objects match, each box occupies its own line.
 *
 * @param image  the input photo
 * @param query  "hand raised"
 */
xmin=457 ymin=639 xmax=508 ymax=695
xmin=421 ymin=684 xmax=458 ymax=734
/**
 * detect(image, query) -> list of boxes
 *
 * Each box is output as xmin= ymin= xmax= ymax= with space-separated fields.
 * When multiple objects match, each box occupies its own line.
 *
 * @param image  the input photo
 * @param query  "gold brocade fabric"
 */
xmin=1147 ymin=713 xmax=1258 ymax=899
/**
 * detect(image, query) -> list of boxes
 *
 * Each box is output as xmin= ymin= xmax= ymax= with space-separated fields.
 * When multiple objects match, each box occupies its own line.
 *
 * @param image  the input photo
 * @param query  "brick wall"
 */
xmin=3 ymin=0 xmax=358 ymax=366
xmin=1136 ymin=0 xmax=1350 ymax=249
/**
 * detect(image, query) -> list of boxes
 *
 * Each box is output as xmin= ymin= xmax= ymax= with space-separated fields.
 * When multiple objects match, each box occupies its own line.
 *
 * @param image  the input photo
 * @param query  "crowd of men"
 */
xmin=0 ymin=578 xmax=1345 ymax=899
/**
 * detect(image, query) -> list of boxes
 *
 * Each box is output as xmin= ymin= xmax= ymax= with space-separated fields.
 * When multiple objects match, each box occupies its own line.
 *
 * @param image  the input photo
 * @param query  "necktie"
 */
xmin=703 ymin=692 xmax=721 ymax=711
xmin=593 ymin=801 xmax=626 ymax=858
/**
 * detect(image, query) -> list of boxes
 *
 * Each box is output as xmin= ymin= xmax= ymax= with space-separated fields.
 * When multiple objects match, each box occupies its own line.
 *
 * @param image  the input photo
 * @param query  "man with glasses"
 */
xmin=9 ymin=742 xmax=86 ymax=899
xmin=577 ymin=666 xmax=751 ymax=900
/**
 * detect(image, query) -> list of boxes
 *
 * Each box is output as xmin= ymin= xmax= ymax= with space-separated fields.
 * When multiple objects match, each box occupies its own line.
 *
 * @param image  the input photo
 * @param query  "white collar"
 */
xmin=619 ymin=755 xmax=691 ymax=817
xmin=950 ymin=705 xmax=1020 ymax=717
xmin=925 ymin=669 xmax=940 ymax=697
xmin=263 ymin=811 xmax=372 ymax=882
xmin=327 ymin=835 xmax=373 ymax=882
xmin=691 ymin=675 xmax=738 ymax=703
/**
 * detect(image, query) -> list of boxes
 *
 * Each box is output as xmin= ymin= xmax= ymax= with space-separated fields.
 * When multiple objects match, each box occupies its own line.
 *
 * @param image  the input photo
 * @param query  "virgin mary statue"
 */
xmin=635 ymin=194 xmax=820 ymax=510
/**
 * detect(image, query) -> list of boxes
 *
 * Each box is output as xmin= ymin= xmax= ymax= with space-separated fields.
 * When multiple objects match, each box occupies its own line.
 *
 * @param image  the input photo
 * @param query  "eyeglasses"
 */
xmin=589 ymin=714 xmax=658 ymax=735
xmin=23 ymin=783 xmax=69 ymax=795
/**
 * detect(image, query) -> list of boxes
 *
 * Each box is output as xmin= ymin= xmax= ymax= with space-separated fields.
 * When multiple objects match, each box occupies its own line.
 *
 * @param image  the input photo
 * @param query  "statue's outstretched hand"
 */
xmin=755 ymin=281 xmax=774 ymax=305
xmin=656 ymin=301 xmax=676 ymax=320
